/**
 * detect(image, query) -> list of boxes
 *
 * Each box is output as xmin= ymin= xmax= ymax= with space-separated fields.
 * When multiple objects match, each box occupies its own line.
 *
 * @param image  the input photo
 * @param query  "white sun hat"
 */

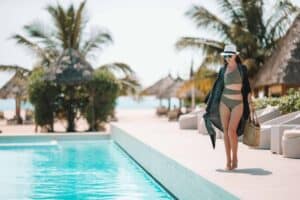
xmin=220 ymin=44 xmax=240 ymax=56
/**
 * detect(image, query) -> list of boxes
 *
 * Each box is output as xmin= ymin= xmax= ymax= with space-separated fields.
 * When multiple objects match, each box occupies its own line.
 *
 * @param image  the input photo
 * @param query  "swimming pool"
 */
xmin=0 ymin=140 xmax=175 ymax=199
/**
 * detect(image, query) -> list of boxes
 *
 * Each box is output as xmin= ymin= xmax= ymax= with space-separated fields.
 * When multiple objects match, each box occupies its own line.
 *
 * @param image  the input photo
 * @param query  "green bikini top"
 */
xmin=224 ymin=67 xmax=242 ymax=85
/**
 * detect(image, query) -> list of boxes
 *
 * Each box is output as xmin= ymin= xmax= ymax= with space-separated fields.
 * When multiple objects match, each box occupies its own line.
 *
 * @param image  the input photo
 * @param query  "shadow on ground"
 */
xmin=216 ymin=168 xmax=272 ymax=175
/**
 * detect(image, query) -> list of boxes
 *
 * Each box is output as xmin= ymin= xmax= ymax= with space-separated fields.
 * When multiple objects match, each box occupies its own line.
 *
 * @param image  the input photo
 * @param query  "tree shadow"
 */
xmin=216 ymin=168 xmax=272 ymax=176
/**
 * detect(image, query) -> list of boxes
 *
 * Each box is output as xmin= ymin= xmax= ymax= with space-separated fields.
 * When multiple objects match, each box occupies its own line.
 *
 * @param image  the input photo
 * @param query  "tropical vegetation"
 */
xmin=0 ymin=1 xmax=140 ymax=130
xmin=176 ymin=0 xmax=300 ymax=77
xmin=254 ymin=89 xmax=300 ymax=114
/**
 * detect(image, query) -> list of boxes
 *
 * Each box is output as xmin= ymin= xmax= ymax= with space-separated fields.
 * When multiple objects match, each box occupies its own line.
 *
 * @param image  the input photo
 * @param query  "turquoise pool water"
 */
xmin=0 ymin=140 xmax=175 ymax=199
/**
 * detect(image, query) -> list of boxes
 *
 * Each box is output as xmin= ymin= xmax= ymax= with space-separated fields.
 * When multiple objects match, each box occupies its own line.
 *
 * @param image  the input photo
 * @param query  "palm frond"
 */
xmin=240 ymin=0 xmax=265 ymax=38
xmin=265 ymin=1 xmax=300 ymax=41
xmin=216 ymin=0 xmax=243 ymax=26
xmin=67 ymin=4 xmax=76 ymax=48
xmin=12 ymin=34 xmax=48 ymax=57
xmin=199 ymin=54 xmax=223 ymax=69
xmin=81 ymin=30 xmax=113 ymax=56
xmin=47 ymin=4 xmax=69 ymax=49
xmin=97 ymin=62 xmax=134 ymax=77
xmin=23 ymin=21 xmax=58 ymax=49
xmin=176 ymin=37 xmax=224 ymax=52
xmin=186 ymin=5 xmax=231 ymax=38
xmin=12 ymin=34 xmax=56 ymax=66
xmin=118 ymin=76 xmax=142 ymax=96
xmin=73 ymin=1 xmax=87 ymax=49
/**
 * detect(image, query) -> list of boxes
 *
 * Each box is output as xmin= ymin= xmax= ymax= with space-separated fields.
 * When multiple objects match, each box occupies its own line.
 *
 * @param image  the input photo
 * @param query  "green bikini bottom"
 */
xmin=221 ymin=88 xmax=243 ymax=111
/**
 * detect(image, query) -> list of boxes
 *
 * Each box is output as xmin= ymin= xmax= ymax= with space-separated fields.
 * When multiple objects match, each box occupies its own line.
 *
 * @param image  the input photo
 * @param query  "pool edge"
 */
xmin=111 ymin=125 xmax=239 ymax=200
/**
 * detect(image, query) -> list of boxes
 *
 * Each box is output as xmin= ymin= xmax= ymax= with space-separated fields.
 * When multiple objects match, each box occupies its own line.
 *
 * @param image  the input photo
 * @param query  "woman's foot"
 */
xmin=232 ymin=159 xmax=238 ymax=170
xmin=225 ymin=162 xmax=232 ymax=170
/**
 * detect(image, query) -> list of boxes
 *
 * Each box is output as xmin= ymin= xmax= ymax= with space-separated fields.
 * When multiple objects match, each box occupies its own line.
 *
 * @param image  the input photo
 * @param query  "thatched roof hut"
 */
xmin=254 ymin=15 xmax=300 ymax=97
xmin=45 ymin=48 xmax=94 ymax=85
xmin=142 ymin=74 xmax=175 ymax=109
xmin=159 ymin=77 xmax=185 ymax=99
xmin=0 ymin=71 xmax=28 ymax=124
xmin=0 ymin=71 xmax=28 ymax=99
xmin=142 ymin=74 xmax=174 ymax=96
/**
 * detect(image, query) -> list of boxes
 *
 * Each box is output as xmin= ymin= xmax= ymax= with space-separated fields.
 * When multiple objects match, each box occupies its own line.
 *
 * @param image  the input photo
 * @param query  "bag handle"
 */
xmin=249 ymin=105 xmax=260 ymax=126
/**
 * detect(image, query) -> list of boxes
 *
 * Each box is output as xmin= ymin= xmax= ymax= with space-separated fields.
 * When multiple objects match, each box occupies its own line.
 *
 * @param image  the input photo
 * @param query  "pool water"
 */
xmin=0 ymin=140 xmax=175 ymax=200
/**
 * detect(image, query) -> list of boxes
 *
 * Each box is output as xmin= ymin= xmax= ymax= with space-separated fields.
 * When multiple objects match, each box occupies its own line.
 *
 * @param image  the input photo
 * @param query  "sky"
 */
xmin=0 ymin=0 xmax=300 ymax=88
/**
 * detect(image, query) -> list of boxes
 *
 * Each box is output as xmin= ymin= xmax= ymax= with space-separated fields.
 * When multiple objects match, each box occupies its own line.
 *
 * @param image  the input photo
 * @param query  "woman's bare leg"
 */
xmin=219 ymin=102 xmax=231 ymax=170
xmin=228 ymin=103 xmax=243 ymax=169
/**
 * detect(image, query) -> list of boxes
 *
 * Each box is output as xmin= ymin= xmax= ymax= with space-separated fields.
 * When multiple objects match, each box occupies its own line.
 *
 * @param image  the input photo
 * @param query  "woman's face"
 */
xmin=224 ymin=54 xmax=236 ymax=65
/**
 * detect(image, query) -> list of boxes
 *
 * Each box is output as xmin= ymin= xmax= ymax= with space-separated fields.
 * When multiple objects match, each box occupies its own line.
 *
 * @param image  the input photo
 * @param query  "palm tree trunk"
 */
xmin=66 ymin=87 xmax=76 ymax=132
xmin=66 ymin=103 xmax=76 ymax=132
xmin=191 ymin=82 xmax=195 ymax=110
xmin=15 ymin=96 xmax=22 ymax=124
xmin=179 ymin=98 xmax=182 ymax=108
xmin=90 ymin=89 xmax=96 ymax=131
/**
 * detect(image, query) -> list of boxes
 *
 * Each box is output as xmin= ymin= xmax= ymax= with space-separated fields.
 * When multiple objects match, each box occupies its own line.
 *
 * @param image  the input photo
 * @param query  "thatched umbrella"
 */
xmin=0 ymin=71 xmax=28 ymax=124
xmin=159 ymin=77 xmax=185 ymax=108
xmin=45 ymin=48 xmax=94 ymax=84
xmin=142 ymin=74 xmax=174 ymax=95
xmin=142 ymin=74 xmax=175 ymax=109
xmin=254 ymin=14 xmax=300 ymax=97
xmin=44 ymin=48 xmax=94 ymax=132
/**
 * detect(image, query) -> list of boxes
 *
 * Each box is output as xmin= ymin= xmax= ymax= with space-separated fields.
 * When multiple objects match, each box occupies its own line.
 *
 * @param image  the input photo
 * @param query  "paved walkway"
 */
xmin=113 ymin=109 xmax=300 ymax=200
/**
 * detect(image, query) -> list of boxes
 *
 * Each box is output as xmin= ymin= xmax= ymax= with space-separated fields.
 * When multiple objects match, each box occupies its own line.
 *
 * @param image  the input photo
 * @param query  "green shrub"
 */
xmin=278 ymin=89 xmax=300 ymax=114
xmin=85 ymin=69 xmax=120 ymax=131
xmin=28 ymin=68 xmax=60 ymax=131
xmin=254 ymin=97 xmax=281 ymax=110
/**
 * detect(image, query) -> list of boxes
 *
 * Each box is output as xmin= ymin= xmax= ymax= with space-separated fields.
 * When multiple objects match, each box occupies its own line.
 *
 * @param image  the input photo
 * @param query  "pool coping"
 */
xmin=113 ymin=141 xmax=179 ymax=200
xmin=0 ymin=132 xmax=110 ymax=142
xmin=111 ymin=125 xmax=238 ymax=200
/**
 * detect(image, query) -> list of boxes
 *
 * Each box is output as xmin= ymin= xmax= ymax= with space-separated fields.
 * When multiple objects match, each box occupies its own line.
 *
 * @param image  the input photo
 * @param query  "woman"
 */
xmin=203 ymin=44 xmax=253 ymax=170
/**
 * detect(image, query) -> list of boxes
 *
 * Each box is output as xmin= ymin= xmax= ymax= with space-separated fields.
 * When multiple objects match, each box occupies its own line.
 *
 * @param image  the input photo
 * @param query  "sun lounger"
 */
xmin=168 ymin=109 xmax=181 ymax=121
xmin=179 ymin=108 xmax=205 ymax=129
xmin=270 ymin=125 xmax=300 ymax=154
xmin=282 ymin=129 xmax=300 ymax=158
xmin=156 ymin=106 xmax=168 ymax=116
xmin=258 ymin=111 xmax=300 ymax=149
xmin=257 ymin=106 xmax=281 ymax=124
xmin=23 ymin=109 xmax=34 ymax=125
xmin=0 ymin=111 xmax=4 ymax=120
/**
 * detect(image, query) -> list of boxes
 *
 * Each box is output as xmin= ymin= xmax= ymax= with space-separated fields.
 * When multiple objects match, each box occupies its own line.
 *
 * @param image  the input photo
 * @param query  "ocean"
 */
xmin=0 ymin=96 xmax=180 ymax=111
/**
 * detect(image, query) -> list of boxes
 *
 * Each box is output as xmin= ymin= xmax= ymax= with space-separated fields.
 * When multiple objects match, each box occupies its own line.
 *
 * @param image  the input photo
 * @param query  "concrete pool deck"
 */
xmin=112 ymin=109 xmax=300 ymax=200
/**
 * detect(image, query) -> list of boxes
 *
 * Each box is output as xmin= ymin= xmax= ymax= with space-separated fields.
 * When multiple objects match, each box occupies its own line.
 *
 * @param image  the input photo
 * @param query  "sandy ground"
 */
xmin=0 ymin=110 xmax=109 ymax=134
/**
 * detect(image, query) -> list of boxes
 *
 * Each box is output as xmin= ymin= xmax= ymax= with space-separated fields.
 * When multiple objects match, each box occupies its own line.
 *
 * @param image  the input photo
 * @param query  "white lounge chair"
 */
xmin=258 ymin=111 xmax=300 ymax=149
xmin=257 ymin=106 xmax=281 ymax=124
xmin=179 ymin=108 xmax=205 ymax=129
xmin=270 ymin=125 xmax=300 ymax=154
xmin=282 ymin=129 xmax=300 ymax=158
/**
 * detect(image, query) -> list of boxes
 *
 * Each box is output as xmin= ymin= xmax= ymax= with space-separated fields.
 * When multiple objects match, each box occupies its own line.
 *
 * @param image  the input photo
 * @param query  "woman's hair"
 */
xmin=235 ymin=55 xmax=242 ymax=64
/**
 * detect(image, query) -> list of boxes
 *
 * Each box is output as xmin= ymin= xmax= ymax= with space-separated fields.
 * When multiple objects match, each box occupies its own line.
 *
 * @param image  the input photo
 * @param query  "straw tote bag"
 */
xmin=243 ymin=109 xmax=260 ymax=147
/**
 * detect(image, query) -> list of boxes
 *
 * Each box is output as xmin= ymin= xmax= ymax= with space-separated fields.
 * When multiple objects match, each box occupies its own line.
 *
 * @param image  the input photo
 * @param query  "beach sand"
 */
xmin=0 ymin=110 xmax=109 ymax=135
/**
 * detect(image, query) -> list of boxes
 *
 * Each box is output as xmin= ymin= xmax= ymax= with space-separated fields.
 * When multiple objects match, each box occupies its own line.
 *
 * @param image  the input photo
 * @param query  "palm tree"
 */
xmin=12 ymin=1 xmax=139 ymax=94
xmin=0 ymin=1 xmax=140 ymax=131
xmin=176 ymin=0 xmax=300 ymax=77
xmin=12 ymin=1 xmax=111 ymax=67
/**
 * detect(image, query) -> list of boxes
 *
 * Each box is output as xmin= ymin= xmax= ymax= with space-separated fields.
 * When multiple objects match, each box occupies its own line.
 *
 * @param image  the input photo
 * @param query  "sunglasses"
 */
xmin=223 ymin=55 xmax=232 ymax=59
